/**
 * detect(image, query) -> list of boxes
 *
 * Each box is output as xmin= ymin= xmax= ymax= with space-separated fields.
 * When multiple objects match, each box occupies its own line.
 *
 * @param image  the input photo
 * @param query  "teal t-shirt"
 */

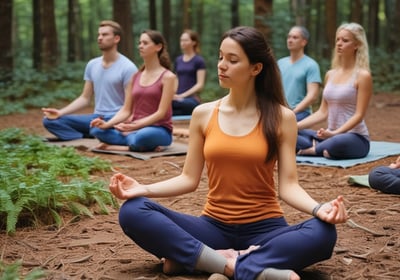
xmin=278 ymin=55 xmax=321 ymax=114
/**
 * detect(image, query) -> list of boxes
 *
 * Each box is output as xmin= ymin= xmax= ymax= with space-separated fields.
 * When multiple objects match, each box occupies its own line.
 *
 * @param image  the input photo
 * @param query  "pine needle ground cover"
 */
xmin=0 ymin=128 xmax=117 ymax=234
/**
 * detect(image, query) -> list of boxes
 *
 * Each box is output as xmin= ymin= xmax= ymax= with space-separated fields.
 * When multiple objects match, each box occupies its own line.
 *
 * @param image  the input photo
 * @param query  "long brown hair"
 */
xmin=221 ymin=26 xmax=287 ymax=162
xmin=139 ymin=29 xmax=172 ymax=71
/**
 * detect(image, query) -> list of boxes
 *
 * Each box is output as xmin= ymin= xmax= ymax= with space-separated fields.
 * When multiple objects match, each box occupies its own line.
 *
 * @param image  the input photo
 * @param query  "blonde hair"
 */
xmin=331 ymin=22 xmax=370 ymax=71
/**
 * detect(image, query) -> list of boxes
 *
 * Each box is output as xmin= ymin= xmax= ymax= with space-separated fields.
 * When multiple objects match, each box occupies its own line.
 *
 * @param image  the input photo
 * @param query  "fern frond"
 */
xmin=6 ymin=205 xmax=23 ymax=235
xmin=67 ymin=201 xmax=94 ymax=218
xmin=91 ymin=194 xmax=109 ymax=214
xmin=50 ymin=208 xmax=63 ymax=228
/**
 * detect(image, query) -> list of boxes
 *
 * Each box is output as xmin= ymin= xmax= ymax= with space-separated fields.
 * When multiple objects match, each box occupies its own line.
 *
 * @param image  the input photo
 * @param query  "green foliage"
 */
xmin=0 ymin=128 xmax=117 ymax=234
xmin=0 ymin=260 xmax=45 ymax=280
xmin=0 ymin=62 xmax=85 ymax=115
xmin=370 ymin=48 xmax=400 ymax=93
xmin=4 ymin=1 xmax=400 ymax=111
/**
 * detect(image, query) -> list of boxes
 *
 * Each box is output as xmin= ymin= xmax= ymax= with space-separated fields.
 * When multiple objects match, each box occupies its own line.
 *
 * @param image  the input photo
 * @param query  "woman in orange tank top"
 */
xmin=107 ymin=26 xmax=348 ymax=280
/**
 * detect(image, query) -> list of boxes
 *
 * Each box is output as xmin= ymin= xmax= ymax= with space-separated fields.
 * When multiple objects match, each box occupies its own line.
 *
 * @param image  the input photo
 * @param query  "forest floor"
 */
xmin=1 ymin=92 xmax=400 ymax=280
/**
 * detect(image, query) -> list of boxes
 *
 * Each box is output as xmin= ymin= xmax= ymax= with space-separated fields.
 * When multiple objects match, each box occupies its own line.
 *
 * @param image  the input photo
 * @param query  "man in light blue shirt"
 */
xmin=278 ymin=26 xmax=321 ymax=121
xmin=42 ymin=20 xmax=138 ymax=140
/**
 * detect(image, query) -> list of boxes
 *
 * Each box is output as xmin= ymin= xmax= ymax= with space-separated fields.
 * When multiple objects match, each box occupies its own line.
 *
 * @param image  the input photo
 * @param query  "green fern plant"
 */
xmin=0 ymin=128 xmax=118 ymax=234
xmin=0 ymin=260 xmax=45 ymax=280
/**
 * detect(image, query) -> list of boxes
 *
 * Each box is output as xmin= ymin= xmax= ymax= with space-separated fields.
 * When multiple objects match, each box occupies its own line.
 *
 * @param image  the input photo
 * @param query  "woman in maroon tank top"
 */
xmin=90 ymin=30 xmax=177 ymax=152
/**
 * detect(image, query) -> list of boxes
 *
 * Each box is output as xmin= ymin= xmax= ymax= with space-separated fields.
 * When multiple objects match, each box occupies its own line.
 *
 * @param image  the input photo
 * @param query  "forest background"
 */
xmin=0 ymin=0 xmax=400 ymax=115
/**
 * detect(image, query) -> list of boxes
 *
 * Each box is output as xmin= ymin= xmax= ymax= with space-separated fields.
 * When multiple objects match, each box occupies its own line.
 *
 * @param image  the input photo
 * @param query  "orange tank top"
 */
xmin=202 ymin=103 xmax=283 ymax=224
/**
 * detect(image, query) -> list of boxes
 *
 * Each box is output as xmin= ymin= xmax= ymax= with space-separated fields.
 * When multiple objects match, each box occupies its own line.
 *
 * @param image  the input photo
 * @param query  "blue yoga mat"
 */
xmin=172 ymin=115 xmax=192 ymax=121
xmin=296 ymin=141 xmax=400 ymax=168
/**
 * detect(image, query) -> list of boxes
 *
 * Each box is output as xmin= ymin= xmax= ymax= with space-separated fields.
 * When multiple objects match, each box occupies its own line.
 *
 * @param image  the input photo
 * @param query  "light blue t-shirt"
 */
xmin=84 ymin=53 xmax=138 ymax=115
xmin=278 ymin=55 xmax=321 ymax=114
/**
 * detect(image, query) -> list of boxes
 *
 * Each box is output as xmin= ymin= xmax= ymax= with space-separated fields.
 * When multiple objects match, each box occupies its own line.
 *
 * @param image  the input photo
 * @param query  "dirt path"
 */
xmin=1 ymin=93 xmax=400 ymax=279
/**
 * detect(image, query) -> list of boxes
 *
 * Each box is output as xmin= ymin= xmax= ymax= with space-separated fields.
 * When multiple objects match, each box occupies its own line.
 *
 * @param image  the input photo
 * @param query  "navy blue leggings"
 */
xmin=368 ymin=166 xmax=400 ymax=194
xmin=90 ymin=125 xmax=172 ymax=152
xmin=119 ymin=197 xmax=337 ymax=279
xmin=172 ymin=97 xmax=200 ymax=116
xmin=297 ymin=129 xmax=370 ymax=159
xmin=43 ymin=113 xmax=115 ymax=141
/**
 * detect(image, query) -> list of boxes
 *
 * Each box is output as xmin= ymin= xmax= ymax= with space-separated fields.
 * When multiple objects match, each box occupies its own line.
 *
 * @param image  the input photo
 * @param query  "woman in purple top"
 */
xmin=296 ymin=23 xmax=373 ymax=160
xmin=90 ymin=30 xmax=177 ymax=152
xmin=173 ymin=29 xmax=206 ymax=116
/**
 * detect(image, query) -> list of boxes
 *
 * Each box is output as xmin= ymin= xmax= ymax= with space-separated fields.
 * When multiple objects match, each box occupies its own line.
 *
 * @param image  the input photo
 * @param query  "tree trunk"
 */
xmin=231 ymin=0 xmax=240 ymax=27
xmin=113 ymin=0 xmax=134 ymax=60
xmin=324 ymin=0 xmax=336 ymax=59
xmin=33 ymin=0 xmax=59 ymax=71
xmin=149 ymin=0 xmax=157 ymax=29
xmin=385 ymin=0 xmax=400 ymax=53
xmin=183 ymin=0 xmax=191 ymax=29
xmin=67 ymin=0 xmax=83 ymax=62
xmin=195 ymin=0 xmax=204 ymax=37
xmin=368 ymin=0 xmax=380 ymax=48
xmin=290 ymin=0 xmax=307 ymax=26
xmin=350 ymin=0 xmax=363 ymax=24
xmin=0 ymin=0 xmax=13 ymax=82
xmin=162 ymin=0 xmax=171 ymax=50
xmin=315 ymin=0 xmax=323 ymax=58
xmin=254 ymin=0 xmax=273 ymax=42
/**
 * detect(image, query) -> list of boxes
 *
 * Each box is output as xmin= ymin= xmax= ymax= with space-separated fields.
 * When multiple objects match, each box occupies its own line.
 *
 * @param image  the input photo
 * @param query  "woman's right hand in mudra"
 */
xmin=109 ymin=173 xmax=139 ymax=200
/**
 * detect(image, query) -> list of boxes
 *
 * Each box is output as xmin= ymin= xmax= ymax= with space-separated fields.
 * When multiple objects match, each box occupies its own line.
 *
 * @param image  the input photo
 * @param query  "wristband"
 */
xmin=312 ymin=203 xmax=323 ymax=217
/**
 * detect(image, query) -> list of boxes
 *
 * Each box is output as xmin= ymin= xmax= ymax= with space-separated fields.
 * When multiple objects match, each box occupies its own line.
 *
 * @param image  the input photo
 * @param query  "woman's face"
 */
xmin=138 ymin=33 xmax=160 ymax=58
xmin=335 ymin=29 xmax=358 ymax=57
xmin=217 ymin=37 xmax=255 ymax=89
xmin=180 ymin=32 xmax=194 ymax=51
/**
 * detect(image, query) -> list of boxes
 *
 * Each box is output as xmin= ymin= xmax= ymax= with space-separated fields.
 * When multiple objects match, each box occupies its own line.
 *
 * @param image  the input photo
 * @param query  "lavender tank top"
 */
xmin=323 ymin=70 xmax=369 ymax=138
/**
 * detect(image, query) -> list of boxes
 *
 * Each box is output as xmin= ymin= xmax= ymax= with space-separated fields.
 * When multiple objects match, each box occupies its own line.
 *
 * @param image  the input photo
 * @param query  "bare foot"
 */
xmin=216 ymin=245 xmax=260 ymax=277
xmin=95 ymin=142 xmax=109 ymax=150
xmin=162 ymin=258 xmax=186 ymax=275
xmin=154 ymin=146 xmax=167 ymax=152
xmin=323 ymin=149 xmax=331 ymax=158
xmin=297 ymin=139 xmax=317 ymax=156
xmin=95 ymin=143 xmax=129 ymax=151
xmin=256 ymin=268 xmax=300 ymax=280
xmin=216 ymin=245 xmax=260 ymax=259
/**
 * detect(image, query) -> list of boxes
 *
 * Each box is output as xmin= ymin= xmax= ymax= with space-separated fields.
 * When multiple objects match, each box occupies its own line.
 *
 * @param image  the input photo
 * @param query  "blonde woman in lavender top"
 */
xmin=296 ymin=23 xmax=372 ymax=159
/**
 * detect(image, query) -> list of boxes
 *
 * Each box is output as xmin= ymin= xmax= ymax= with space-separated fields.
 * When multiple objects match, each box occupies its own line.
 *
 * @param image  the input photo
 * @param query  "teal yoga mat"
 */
xmin=296 ymin=141 xmax=400 ymax=168
xmin=347 ymin=174 xmax=371 ymax=188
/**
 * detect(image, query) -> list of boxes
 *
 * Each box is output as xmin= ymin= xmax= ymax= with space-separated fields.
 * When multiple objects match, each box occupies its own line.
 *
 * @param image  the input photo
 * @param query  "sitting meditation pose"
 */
xmin=107 ymin=26 xmax=348 ymax=280
xmin=277 ymin=26 xmax=321 ymax=122
xmin=368 ymin=156 xmax=400 ymax=195
xmin=173 ymin=29 xmax=206 ymax=116
xmin=296 ymin=22 xmax=372 ymax=159
xmin=90 ymin=30 xmax=177 ymax=152
xmin=42 ymin=20 xmax=137 ymax=141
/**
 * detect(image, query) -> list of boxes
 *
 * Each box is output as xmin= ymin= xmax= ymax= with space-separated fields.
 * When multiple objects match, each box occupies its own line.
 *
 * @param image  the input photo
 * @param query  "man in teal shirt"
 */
xmin=278 ymin=26 xmax=321 ymax=121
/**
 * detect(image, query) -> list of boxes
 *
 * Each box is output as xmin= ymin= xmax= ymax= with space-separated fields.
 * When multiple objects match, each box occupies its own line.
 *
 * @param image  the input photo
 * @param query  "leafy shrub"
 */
xmin=0 ymin=128 xmax=117 ymax=234
xmin=0 ymin=260 xmax=45 ymax=280
xmin=0 ymin=62 xmax=85 ymax=115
